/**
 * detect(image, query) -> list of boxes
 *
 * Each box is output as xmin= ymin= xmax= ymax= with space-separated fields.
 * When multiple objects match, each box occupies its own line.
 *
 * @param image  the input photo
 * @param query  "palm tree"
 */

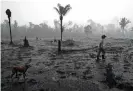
xmin=6 ymin=9 xmax=13 ymax=44
xmin=54 ymin=3 xmax=72 ymax=42
xmin=119 ymin=17 xmax=130 ymax=37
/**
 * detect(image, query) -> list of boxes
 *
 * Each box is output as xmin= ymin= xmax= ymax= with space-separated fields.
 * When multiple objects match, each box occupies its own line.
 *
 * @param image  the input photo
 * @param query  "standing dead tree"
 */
xmin=6 ymin=9 xmax=13 ymax=44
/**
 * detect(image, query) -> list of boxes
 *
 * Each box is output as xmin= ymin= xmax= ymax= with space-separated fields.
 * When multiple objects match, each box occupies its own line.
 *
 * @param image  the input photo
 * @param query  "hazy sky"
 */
xmin=1 ymin=0 xmax=133 ymax=27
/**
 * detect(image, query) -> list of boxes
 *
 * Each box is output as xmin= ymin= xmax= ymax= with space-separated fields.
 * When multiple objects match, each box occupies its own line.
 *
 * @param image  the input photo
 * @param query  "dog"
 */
xmin=11 ymin=64 xmax=31 ymax=79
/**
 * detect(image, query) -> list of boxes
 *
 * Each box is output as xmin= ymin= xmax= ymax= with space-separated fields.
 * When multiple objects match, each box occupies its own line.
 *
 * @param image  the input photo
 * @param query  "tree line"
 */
xmin=1 ymin=19 xmax=133 ymax=39
xmin=1 ymin=3 xmax=133 ymax=41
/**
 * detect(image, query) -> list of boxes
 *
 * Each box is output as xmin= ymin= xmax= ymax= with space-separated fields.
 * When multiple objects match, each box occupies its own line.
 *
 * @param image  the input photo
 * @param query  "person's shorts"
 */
xmin=99 ymin=48 xmax=105 ymax=53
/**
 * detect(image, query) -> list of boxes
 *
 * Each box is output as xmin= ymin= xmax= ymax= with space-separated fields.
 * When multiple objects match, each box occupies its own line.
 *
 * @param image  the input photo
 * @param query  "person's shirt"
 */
xmin=99 ymin=39 xmax=104 ymax=49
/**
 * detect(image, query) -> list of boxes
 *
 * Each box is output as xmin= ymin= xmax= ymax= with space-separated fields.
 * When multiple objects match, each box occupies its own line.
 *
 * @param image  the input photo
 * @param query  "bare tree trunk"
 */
xmin=123 ymin=28 xmax=126 ymax=38
xmin=58 ymin=40 xmax=61 ymax=52
xmin=8 ymin=17 xmax=13 ymax=44
xmin=58 ymin=15 xmax=63 ymax=52
xmin=61 ymin=18 xmax=63 ymax=42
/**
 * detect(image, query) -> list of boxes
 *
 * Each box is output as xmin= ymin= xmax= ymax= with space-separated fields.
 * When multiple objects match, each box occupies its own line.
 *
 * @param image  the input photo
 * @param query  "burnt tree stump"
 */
xmin=105 ymin=63 xmax=117 ymax=88
xmin=23 ymin=36 xmax=29 ymax=47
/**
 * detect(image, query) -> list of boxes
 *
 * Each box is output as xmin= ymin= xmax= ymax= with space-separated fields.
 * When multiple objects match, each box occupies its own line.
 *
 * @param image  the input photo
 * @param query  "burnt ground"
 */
xmin=1 ymin=38 xmax=133 ymax=91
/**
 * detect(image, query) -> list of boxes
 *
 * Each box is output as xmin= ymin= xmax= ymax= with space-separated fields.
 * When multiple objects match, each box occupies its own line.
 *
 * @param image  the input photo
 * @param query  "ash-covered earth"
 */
xmin=1 ymin=38 xmax=133 ymax=91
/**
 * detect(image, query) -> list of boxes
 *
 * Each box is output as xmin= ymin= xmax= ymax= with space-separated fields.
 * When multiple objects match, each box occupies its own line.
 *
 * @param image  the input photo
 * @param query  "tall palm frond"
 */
xmin=57 ymin=3 xmax=64 ymax=15
xmin=63 ymin=4 xmax=72 ymax=16
xmin=54 ymin=7 xmax=61 ymax=15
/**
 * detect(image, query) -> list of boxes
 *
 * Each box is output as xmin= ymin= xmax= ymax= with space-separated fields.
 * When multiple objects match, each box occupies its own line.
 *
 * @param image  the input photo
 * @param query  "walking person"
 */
xmin=96 ymin=35 xmax=107 ymax=62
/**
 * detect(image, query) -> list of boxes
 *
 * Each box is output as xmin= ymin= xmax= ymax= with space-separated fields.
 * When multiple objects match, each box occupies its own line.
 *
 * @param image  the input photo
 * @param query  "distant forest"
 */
xmin=1 ymin=19 xmax=133 ymax=40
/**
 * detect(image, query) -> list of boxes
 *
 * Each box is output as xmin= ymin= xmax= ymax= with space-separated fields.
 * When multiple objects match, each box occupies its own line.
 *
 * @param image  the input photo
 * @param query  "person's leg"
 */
xmin=101 ymin=49 xmax=105 ymax=59
xmin=96 ymin=48 xmax=101 ymax=61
